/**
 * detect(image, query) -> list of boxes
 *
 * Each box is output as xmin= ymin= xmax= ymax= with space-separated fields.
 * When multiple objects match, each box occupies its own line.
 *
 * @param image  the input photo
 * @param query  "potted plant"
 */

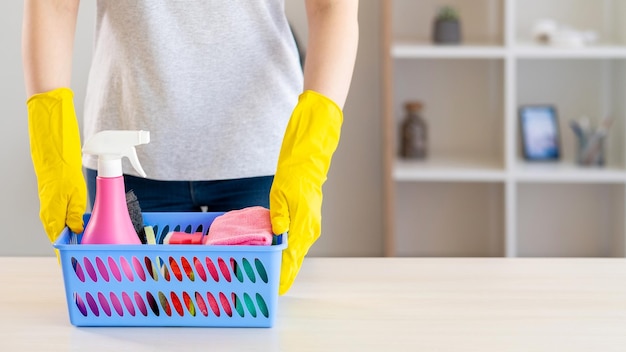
xmin=432 ymin=5 xmax=462 ymax=44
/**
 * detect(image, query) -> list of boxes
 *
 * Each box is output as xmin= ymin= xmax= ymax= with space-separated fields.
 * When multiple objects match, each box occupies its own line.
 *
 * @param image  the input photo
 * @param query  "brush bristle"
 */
xmin=126 ymin=190 xmax=146 ymax=244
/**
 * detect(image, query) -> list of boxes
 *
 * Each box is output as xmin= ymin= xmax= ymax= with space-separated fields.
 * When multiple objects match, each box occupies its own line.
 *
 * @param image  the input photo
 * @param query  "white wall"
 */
xmin=0 ymin=2 xmax=383 ymax=257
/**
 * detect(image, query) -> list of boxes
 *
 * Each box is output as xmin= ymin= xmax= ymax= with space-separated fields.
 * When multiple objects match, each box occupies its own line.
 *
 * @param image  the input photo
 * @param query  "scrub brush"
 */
xmin=126 ymin=190 xmax=147 ymax=244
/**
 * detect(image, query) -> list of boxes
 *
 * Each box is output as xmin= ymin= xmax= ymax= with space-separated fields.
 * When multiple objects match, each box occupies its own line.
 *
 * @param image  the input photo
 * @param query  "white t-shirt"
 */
xmin=82 ymin=0 xmax=303 ymax=181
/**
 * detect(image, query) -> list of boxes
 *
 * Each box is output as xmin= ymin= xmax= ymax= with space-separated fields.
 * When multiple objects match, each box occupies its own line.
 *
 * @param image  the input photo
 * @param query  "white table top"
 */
xmin=2 ymin=257 xmax=626 ymax=351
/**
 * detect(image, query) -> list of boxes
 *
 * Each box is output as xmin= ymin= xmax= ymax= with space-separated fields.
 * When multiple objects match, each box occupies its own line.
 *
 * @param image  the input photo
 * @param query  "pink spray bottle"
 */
xmin=81 ymin=130 xmax=150 ymax=244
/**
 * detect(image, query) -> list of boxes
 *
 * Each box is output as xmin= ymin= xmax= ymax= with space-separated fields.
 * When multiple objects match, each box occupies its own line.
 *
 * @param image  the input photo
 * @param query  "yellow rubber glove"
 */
xmin=27 ymin=88 xmax=87 ymax=244
xmin=270 ymin=90 xmax=343 ymax=295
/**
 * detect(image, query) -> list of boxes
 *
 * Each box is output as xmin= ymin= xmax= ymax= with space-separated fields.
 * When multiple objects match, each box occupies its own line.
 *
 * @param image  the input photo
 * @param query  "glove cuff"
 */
xmin=26 ymin=87 xmax=74 ymax=105
xmin=276 ymin=90 xmax=343 ymax=182
xmin=27 ymin=87 xmax=82 ymax=173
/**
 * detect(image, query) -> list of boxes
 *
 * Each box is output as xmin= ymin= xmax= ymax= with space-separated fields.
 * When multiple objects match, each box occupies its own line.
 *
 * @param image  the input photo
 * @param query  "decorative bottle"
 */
xmin=400 ymin=101 xmax=428 ymax=159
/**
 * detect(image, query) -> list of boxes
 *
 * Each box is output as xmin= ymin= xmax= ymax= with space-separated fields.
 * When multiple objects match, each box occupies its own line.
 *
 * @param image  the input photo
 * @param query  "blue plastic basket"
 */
xmin=53 ymin=212 xmax=286 ymax=327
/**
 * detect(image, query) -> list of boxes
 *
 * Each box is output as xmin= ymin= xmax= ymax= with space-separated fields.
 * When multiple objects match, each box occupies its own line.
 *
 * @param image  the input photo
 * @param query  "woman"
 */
xmin=23 ymin=0 xmax=358 ymax=294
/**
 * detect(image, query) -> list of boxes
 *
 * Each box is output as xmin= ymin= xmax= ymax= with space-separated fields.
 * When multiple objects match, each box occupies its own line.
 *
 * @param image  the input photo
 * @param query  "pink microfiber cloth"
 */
xmin=204 ymin=206 xmax=273 ymax=245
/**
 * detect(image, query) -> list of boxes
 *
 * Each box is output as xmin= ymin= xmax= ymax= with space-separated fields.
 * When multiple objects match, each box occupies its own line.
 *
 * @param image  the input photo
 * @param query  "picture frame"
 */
xmin=519 ymin=105 xmax=561 ymax=161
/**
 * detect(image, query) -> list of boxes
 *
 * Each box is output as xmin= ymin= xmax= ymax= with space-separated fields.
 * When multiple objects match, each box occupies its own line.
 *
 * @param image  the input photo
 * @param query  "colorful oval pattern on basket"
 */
xmin=83 ymin=257 xmax=98 ymax=282
xmin=119 ymin=257 xmax=134 ymax=282
xmin=144 ymin=257 xmax=158 ymax=281
xmin=206 ymin=292 xmax=220 ymax=316
xmin=97 ymin=292 xmax=112 ymax=316
xmin=242 ymin=258 xmax=256 ymax=283
xmin=146 ymin=291 xmax=160 ymax=316
xmin=95 ymin=257 xmax=109 ymax=282
xmin=134 ymin=291 xmax=148 ymax=316
xmin=108 ymin=257 xmax=122 ymax=282
xmin=195 ymin=292 xmax=208 ymax=316
xmin=71 ymin=258 xmax=85 ymax=282
xmin=217 ymin=257 xmax=231 ymax=282
xmin=132 ymin=257 xmax=146 ymax=281
xmin=122 ymin=292 xmax=135 ymax=316
xmin=205 ymin=258 xmax=219 ymax=282
xmin=110 ymin=292 xmax=124 ymax=316
xmin=193 ymin=257 xmax=207 ymax=281
xmin=255 ymin=258 xmax=268 ymax=283
xmin=158 ymin=291 xmax=172 ymax=316
xmin=180 ymin=257 xmax=194 ymax=281
xmin=58 ymin=213 xmax=285 ymax=326
xmin=85 ymin=292 xmax=99 ymax=316
xmin=74 ymin=293 xmax=87 ymax=316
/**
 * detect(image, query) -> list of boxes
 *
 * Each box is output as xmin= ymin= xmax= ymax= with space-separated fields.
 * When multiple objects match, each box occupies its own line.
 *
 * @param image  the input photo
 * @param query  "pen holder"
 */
xmin=576 ymin=136 xmax=606 ymax=166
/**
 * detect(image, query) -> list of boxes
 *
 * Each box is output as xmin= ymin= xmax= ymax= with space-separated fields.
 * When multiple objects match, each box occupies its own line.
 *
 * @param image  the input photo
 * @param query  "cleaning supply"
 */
xmin=81 ymin=130 xmax=150 ymax=244
xmin=204 ymin=206 xmax=273 ymax=246
xmin=26 ymin=88 xmax=87 ymax=243
xmin=126 ymin=190 xmax=146 ymax=244
xmin=144 ymin=226 xmax=157 ymax=245
xmin=164 ymin=232 xmax=204 ymax=245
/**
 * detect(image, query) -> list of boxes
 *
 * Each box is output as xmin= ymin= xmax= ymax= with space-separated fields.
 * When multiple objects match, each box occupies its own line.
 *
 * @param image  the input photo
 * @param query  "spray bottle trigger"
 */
xmin=125 ymin=146 xmax=147 ymax=178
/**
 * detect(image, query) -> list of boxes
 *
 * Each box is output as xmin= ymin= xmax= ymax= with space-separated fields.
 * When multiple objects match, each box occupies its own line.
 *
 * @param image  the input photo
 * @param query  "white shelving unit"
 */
xmin=382 ymin=0 xmax=626 ymax=257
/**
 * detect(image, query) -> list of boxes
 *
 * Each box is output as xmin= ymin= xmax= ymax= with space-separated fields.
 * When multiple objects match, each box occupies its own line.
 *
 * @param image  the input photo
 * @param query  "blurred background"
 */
xmin=3 ymin=1 xmax=626 ymax=259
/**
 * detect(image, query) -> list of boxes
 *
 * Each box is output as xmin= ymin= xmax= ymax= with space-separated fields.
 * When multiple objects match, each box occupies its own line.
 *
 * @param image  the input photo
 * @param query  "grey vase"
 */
xmin=433 ymin=19 xmax=461 ymax=44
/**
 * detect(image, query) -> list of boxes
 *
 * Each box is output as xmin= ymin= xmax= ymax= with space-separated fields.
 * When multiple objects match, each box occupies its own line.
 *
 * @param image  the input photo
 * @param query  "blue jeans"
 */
xmin=85 ymin=168 xmax=273 ymax=212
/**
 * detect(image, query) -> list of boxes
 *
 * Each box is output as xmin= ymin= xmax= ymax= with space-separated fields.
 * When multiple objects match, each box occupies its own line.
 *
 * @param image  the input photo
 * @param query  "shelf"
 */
xmin=395 ymin=181 xmax=505 ymax=257
xmin=514 ymin=43 xmax=626 ymax=59
xmin=393 ymin=59 xmax=505 ymax=173
xmin=392 ymin=41 xmax=506 ymax=59
xmin=514 ymin=162 xmax=626 ymax=183
xmin=391 ymin=0 xmax=505 ymax=48
xmin=517 ymin=183 xmax=625 ymax=257
xmin=383 ymin=0 xmax=626 ymax=258
xmin=392 ymin=42 xmax=626 ymax=60
xmin=516 ymin=59 xmax=626 ymax=172
xmin=515 ymin=0 xmax=626 ymax=48
xmin=394 ymin=157 xmax=505 ymax=182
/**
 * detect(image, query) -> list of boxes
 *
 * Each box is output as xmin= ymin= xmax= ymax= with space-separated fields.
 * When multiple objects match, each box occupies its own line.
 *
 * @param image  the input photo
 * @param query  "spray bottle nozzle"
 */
xmin=83 ymin=130 xmax=150 ymax=178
